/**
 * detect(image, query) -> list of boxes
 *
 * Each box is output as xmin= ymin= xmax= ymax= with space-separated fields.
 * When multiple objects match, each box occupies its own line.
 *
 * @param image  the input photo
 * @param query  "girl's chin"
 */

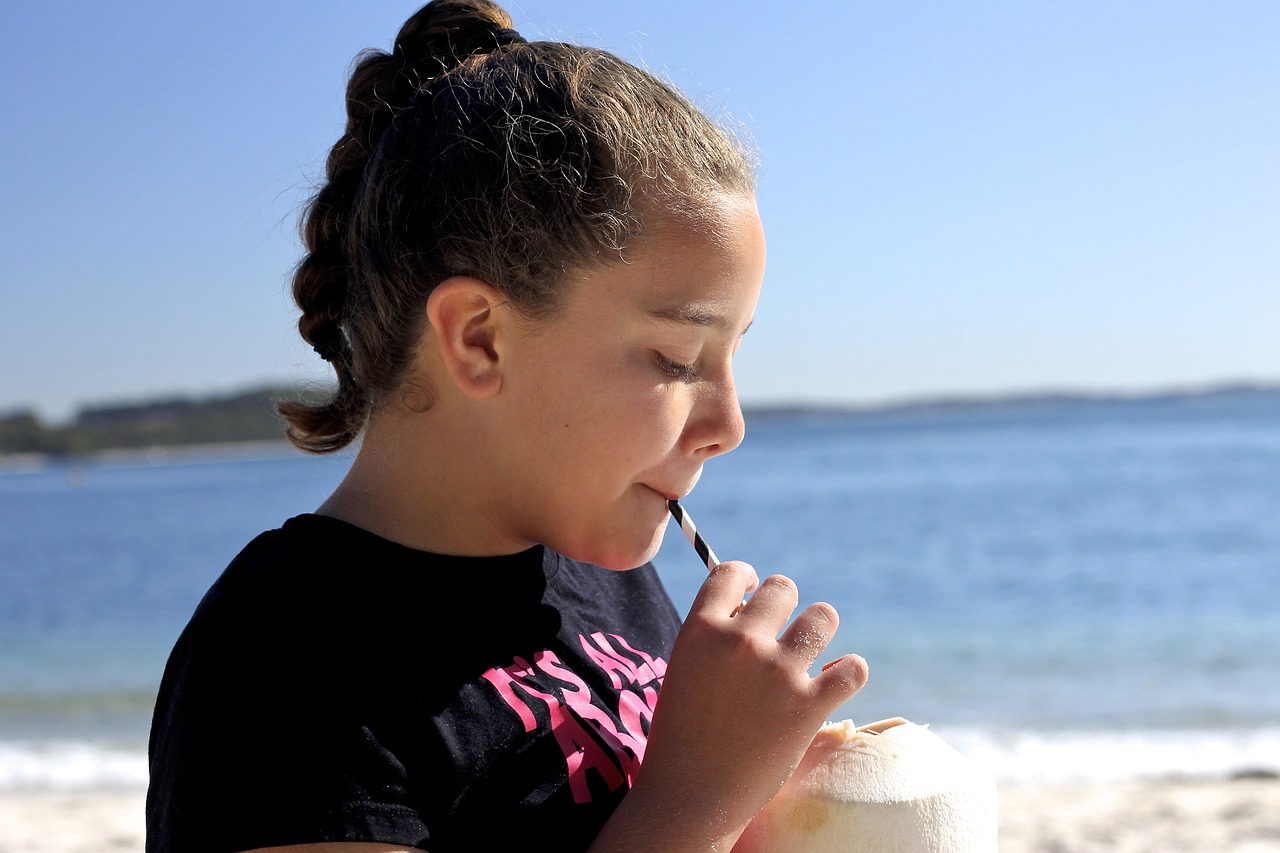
xmin=567 ymin=527 xmax=667 ymax=572
xmin=541 ymin=499 xmax=670 ymax=569
xmin=584 ymin=543 xmax=662 ymax=572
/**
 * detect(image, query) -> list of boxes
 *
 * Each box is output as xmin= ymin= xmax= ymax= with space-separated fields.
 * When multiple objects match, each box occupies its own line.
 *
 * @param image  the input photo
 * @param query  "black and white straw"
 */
xmin=667 ymin=499 xmax=720 ymax=571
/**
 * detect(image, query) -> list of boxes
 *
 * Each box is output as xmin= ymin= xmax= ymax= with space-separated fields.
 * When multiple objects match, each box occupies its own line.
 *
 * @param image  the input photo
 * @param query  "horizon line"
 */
xmin=6 ymin=376 xmax=1279 ymax=426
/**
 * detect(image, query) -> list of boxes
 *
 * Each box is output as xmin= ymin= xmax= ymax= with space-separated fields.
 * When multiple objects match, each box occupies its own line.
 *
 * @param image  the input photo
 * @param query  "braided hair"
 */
xmin=279 ymin=0 xmax=754 ymax=452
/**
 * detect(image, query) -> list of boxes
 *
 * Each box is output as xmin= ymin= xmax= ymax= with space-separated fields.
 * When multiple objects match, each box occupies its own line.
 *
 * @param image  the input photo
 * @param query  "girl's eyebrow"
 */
xmin=644 ymin=302 xmax=753 ymax=335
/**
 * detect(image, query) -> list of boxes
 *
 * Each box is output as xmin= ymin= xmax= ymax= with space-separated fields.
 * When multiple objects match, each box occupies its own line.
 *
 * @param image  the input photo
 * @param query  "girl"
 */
xmin=146 ymin=2 xmax=868 ymax=851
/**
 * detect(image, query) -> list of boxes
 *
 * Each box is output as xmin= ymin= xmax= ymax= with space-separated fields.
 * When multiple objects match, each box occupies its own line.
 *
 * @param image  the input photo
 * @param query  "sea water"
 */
xmin=1 ymin=390 xmax=1277 ymax=790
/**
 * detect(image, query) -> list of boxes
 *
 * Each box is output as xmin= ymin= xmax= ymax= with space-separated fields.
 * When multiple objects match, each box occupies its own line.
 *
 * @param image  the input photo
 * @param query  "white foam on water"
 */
xmin=940 ymin=726 xmax=1280 ymax=784
xmin=3 ymin=726 xmax=1280 ymax=791
xmin=0 ymin=740 xmax=148 ymax=791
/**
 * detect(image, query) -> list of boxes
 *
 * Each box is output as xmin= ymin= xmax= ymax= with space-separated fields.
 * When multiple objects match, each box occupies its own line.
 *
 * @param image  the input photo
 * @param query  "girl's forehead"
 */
xmin=559 ymin=202 xmax=765 ymax=329
xmin=647 ymin=192 xmax=763 ymax=248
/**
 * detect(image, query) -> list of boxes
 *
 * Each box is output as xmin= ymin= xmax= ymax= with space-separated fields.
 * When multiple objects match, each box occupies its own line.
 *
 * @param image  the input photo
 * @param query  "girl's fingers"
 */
xmin=686 ymin=563 xmax=868 ymax=709
xmin=775 ymin=601 xmax=839 ymax=667
xmin=814 ymin=653 xmax=870 ymax=706
xmin=733 ymin=574 xmax=800 ymax=632
xmin=687 ymin=560 xmax=759 ymax=619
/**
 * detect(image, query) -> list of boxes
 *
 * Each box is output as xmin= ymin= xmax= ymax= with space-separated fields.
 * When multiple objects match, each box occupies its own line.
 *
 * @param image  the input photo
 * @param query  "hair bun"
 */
xmin=393 ymin=0 xmax=522 ymax=71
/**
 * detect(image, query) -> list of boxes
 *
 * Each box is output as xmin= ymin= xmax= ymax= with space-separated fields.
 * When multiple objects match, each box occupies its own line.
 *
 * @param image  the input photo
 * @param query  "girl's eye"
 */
xmin=655 ymin=353 xmax=700 ymax=382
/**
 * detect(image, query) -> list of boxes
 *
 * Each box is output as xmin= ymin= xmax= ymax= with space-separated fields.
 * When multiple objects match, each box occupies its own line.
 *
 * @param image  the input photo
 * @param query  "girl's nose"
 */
xmin=685 ymin=372 xmax=746 ymax=460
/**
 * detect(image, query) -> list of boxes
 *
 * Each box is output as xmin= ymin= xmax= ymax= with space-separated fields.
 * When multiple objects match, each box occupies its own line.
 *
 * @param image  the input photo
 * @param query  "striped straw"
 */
xmin=667 ymin=499 xmax=720 ymax=571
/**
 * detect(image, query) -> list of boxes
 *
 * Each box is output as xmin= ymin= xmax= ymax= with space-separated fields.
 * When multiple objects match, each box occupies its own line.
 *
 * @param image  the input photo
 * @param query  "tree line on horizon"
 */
xmin=0 ymin=386 xmax=298 ymax=457
xmin=2 ymin=381 xmax=1275 ymax=458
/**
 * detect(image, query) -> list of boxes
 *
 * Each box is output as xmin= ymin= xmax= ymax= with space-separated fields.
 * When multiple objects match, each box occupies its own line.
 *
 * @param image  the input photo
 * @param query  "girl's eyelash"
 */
xmin=655 ymin=353 xmax=700 ymax=382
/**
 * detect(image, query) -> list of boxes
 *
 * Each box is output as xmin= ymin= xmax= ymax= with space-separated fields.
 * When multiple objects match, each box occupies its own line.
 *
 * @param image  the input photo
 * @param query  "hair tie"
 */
xmin=312 ymin=336 xmax=344 ymax=364
xmin=491 ymin=28 xmax=526 ymax=47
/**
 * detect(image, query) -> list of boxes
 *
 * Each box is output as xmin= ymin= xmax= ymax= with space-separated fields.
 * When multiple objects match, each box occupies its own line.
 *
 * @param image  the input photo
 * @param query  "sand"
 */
xmin=1 ymin=777 xmax=1278 ymax=852
xmin=999 ymin=777 xmax=1280 ymax=853
xmin=0 ymin=791 xmax=145 ymax=853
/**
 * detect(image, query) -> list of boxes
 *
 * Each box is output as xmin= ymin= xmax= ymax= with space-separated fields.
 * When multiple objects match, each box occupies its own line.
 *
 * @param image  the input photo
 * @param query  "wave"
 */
xmin=941 ymin=725 xmax=1280 ymax=784
xmin=4 ymin=726 xmax=1280 ymax=792
xmin=0 ymin=740 xmax=148 ymax=792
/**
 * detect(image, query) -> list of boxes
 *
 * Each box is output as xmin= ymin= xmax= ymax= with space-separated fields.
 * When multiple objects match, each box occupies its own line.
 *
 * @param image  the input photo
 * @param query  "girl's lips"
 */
xmin=645 ymin=471 xmax=703 ymax=503
xmin=644 ymin=484 xmax=683 ymax=502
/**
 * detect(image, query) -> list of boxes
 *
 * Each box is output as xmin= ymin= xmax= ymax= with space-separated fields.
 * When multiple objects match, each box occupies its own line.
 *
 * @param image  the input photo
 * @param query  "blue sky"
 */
xmin=3 ymin=1 xmax=1277 ymax=421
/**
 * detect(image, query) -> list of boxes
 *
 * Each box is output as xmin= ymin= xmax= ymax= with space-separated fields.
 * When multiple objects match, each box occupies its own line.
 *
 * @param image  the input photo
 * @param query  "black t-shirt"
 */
xmin=146 ymin=514 xmax=682 ymax=852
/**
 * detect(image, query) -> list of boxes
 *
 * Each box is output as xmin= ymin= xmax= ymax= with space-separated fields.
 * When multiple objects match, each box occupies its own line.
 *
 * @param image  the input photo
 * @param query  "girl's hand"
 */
xmin=591 ymin=561 xmax=868 ymax=852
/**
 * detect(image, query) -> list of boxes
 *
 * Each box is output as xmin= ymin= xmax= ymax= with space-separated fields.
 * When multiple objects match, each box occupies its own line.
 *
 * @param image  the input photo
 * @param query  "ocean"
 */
xmin=2 ymin=389 xmax=1278 ymax=791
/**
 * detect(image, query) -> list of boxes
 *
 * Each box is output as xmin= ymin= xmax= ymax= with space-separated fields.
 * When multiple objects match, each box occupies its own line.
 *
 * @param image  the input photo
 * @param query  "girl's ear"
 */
xmin=425 ymin=276 xmax=506 ymax=400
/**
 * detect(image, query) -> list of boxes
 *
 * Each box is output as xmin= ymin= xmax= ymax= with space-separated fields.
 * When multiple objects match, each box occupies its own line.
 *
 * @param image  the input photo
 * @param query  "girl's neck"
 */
xmin=316 ymin=407 xmax=532 ymax=557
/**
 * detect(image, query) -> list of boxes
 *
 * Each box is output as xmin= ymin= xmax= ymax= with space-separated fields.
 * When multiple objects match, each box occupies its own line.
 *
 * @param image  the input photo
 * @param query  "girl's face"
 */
xmin=492 ymin=193 xmax=766 ymax=570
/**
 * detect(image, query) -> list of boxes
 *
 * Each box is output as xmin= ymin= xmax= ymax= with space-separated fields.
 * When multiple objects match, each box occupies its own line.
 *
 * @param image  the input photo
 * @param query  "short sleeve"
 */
xmin=146 ymin=548 xmax=432 ymax=852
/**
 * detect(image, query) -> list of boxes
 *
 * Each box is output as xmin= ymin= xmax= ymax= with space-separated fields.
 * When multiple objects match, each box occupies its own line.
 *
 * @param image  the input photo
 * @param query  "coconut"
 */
xmin=735 ymin=718 xmax=997 ymax=852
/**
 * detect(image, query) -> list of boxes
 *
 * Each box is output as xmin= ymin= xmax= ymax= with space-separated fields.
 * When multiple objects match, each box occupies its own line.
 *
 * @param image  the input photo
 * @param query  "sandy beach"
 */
xmin=999 ymin=777 xmax=1280 ymax=853
xmin=0 ymin=791 xmax=145 ymax=853
xmin=2 ymin=777 xmax=1278 ymax=852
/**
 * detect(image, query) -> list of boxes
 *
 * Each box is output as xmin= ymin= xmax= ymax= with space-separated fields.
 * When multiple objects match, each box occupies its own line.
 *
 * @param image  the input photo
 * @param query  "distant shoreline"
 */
xmin=0 ymin=439 xmax=303 ymax=472
xmin=3 ymin=381 xmax=1277 ymax=468
xmin=743 ymin=380 xmax=1280 ymax=417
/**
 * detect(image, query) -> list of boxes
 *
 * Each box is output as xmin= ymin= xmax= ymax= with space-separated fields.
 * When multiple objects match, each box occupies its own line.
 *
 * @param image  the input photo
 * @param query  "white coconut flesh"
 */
xmin=734 ymin=718 xmax=997 ymax=853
